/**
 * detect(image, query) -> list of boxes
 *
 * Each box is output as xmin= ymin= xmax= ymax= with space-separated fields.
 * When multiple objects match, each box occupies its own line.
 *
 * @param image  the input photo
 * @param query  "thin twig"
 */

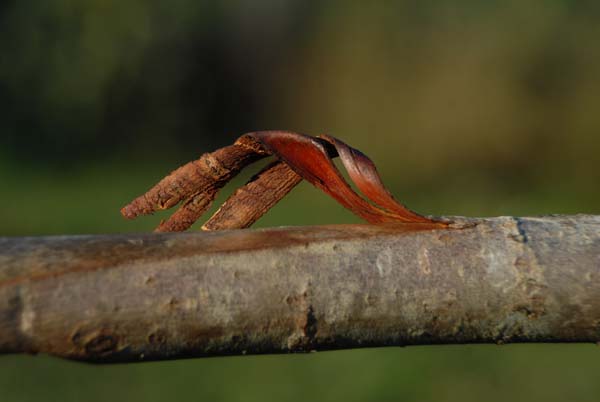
xmin=0 ymin=215 xmax=598 ymax=363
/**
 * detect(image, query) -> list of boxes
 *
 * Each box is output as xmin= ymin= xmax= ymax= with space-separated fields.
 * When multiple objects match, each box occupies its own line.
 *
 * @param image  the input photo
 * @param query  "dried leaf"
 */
xmin=121 ymin=131 xmax=446 ymax=231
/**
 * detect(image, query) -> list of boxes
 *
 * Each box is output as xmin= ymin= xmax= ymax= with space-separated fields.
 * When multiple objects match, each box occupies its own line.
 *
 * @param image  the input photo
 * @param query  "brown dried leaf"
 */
xmin=121 ymin=131 xmax=446 ymax=231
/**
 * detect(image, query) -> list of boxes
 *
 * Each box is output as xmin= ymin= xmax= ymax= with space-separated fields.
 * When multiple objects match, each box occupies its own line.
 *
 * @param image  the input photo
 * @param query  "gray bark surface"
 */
xmin=0 ymin=215 xmax=598 ymax=363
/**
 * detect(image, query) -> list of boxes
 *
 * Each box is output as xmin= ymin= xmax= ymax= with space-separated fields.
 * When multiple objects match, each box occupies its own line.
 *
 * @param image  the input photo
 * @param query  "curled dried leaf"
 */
xmin=121 ymin=136 xmax=268 ymax=231
xmin=202 ymin=161 xmax=302 ymax=231
xmin=121 ymin=131 xmax=447 ymax=231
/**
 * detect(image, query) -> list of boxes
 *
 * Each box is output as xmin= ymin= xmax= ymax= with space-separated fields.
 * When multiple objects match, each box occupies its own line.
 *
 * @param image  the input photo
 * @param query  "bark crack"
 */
xmin=515 ymin=217 xmax=529 ymax=243
xmin=304 ymin=304 xmax=318 ymax=346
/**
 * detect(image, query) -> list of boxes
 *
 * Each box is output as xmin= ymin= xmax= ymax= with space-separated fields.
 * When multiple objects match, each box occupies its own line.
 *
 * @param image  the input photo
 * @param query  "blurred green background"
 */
xmin=1 ymin=0 xmax=600 ymax=401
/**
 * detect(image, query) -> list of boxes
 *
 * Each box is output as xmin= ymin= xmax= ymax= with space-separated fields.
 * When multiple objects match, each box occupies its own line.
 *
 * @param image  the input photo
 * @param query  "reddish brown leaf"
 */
xmin=247 ymin=131 xmax=445 ymax=226
xmin=121 ymin=130 xmax=446 ymax=231
xmin=318 ymin=134 xmax=435 ymax=223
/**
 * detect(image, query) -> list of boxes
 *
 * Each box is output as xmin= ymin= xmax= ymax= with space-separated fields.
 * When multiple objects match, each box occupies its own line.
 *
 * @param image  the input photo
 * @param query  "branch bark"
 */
xmin=0 ymin=214 xmax=599 ymax=363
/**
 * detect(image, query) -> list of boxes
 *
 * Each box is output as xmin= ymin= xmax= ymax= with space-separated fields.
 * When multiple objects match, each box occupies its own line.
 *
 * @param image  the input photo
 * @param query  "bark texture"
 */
xmin=0 ymin=214 xmax=599 ymax=363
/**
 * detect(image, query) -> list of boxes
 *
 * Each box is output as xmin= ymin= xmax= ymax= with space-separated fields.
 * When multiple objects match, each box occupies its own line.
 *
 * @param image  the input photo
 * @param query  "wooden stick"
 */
xmin=0 ymin=214 xmax=599 ymax=363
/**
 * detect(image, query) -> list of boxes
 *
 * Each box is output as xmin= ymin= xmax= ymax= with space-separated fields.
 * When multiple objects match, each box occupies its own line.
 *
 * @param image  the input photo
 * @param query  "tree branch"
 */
xmin=0 ymin=214 xmax=599 ymax=363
